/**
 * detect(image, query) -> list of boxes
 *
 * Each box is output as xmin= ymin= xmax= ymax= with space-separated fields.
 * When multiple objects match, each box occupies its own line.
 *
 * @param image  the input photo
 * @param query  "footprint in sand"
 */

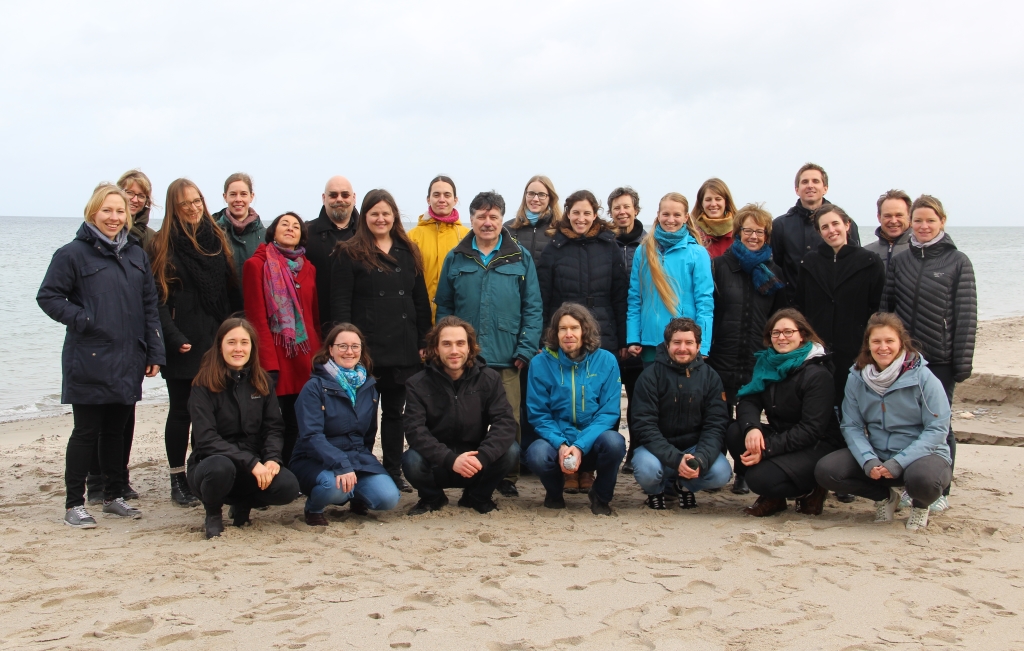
xmin=104 ymin=616 xmax=154 ymax=635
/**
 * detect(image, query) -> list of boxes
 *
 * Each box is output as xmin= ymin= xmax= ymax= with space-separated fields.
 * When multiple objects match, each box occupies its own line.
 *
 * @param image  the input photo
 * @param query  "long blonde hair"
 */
xmin=639 ymin=193 xmax=701 ymax=315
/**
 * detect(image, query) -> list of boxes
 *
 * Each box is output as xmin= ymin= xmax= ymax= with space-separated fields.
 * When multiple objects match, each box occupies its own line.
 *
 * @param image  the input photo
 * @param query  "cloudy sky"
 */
xmin=1 ymin=1 xmax=1020 ymax=227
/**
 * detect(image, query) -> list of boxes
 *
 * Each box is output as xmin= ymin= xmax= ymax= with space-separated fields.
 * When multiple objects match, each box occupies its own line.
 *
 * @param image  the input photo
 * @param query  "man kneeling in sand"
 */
xmin=402 ymin=316 xmax=520 ymax=515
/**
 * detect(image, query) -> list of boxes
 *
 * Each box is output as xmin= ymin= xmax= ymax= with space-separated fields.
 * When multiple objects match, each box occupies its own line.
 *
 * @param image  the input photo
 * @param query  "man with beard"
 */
xmin=307 ymin=176 xmax=359 ymax=335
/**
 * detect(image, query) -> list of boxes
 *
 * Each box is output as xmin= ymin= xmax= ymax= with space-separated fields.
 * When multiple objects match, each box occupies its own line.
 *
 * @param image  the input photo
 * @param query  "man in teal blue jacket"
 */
xmin=435 ymin=191 xmax=543 ymax=498
xmin=525 ymin=302 xmax=625 ymax=515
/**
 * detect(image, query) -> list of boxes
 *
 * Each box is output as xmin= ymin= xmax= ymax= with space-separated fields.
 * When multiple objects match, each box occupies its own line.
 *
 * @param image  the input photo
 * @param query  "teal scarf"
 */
xmin=737 ymin=342 xmax=813 ymax=396
xmin=653 ymin=222 xmax=689 ymax=250
xmin=324 ymin=361 xmax=367 ymax=407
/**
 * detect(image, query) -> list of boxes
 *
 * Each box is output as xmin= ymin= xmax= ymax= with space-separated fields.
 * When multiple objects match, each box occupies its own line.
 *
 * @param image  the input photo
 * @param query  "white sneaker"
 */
xmin=906 ymin=506 xmax=930 ymax=531
xmin=873 ymin=487 xmax=901 ymax=523
xmin=929 ymin=495 xmax=949 ymax=513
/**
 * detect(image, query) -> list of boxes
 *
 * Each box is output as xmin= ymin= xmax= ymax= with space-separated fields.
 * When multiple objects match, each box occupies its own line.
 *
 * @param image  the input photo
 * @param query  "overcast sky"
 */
xmin=2 ymin=1 xmax=1020 ymax=228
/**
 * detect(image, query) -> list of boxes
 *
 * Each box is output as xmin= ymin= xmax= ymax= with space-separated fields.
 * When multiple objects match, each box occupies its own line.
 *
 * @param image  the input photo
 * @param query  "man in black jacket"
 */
xmin=863 ymin=189 xmax=913 ymax=275
xmin=402 ymin=316 xmax=520 ymax=515
xmin=771 ymin=163 xmax=860 ymax=304
xmin=306 ymin=175 xmax=359 ymax=335
xmin=630 ymin=318 xmax=732 ymax=510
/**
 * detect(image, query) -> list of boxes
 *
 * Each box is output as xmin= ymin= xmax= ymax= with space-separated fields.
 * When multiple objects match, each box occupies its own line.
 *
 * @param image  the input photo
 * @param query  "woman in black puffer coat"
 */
xmin=537 ymin=190 xmax=628 ymax=354
xmin=882 ymin=194 xmax=976 ymax=496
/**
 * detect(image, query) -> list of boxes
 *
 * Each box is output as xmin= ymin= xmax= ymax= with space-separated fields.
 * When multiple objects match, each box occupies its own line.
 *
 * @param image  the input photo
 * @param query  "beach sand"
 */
xmin=2 ymin=321 xmax=1024 ymax=650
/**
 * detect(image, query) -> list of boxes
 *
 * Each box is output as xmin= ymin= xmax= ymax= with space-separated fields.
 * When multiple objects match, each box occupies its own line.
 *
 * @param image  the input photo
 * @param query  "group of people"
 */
xmin=38 ymin=162 xmax=976 ymax=538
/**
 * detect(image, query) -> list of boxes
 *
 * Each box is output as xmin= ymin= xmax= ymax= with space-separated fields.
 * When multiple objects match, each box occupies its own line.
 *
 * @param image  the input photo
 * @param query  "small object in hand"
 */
xmin=685 ymin=457 xmax=700 ymax=470
xmin=562 ymin=455 xmax=578 ymax=471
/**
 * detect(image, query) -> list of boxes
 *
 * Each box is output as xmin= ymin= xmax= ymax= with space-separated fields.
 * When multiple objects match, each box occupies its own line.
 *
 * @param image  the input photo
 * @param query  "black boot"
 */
xmin=228 ymin=504 xmax=252 ymax=527
xmin=204 ymin=508 xmax=224 ymax=539
xmin=171 ymin=473 xmax=199 ymax=507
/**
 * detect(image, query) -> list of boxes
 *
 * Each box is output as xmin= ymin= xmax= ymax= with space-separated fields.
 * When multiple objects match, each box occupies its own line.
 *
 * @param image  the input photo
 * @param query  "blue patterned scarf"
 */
xmin=729 ymin=239 xmax=784 ymax=296
xmin=324 ymin=361 xmax=367 ymax=407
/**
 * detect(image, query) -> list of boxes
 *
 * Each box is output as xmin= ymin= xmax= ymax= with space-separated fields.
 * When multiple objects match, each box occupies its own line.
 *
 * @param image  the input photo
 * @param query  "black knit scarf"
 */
xmin=171 ymin=219 xmax=229 ymax=320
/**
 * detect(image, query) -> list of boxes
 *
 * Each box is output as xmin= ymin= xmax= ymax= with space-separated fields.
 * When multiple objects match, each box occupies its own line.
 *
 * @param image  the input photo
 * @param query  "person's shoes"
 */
xmin=304 ymin=511 xmax=329 ymax=526
xmin=228 ymin=505 xmax=252 ymax=527
xmin=458 ymin=493 xmax=499 ymax=514
xmin=204 ymin=510 xmax=224 ymax=539
xmin=170 ymin=474 xmax=200 ymax=507
xmin=578 ymin=471 xmax=595 ymax=492
xmin=121 ymin=484 xmax=140 ymax=500
xmin=898 ymin=490 xmax=911 ymax=511
xmin=795 ymin=485 xmax=828 ymax=516
xmin=834 ymin=492 xmax=856 ymax=503
xmin=102 ymin=497 xmax=142 ymax=519
xmin=874 ymin=487 xmax=901 ymax=523
xmin=929 ymin=495 xmax=949 ymax=513
xmin=678 ymin=490 xmax=697 ymax=510
xmin=408 ymin=494 xmax=448 ymax=516
xmin=543 ymin=493 xmax=566 ymax=509
xmin=497 ymin=479 xmax=519 ymax=498
xmin=86 ymin=474 xmax=104 ymax=505
xmin=393 ymin=476 xmax=413 ymax=494
xmin=64 ymin=505 xmax=97 ymax=529
xmin=564 ymin=472 xmax=580 ymax=494
xmin=645 ymin=493 xmax=667 ymax=510
xmin=906 ymin=506 xmax=930 ymax=531
xmin=743 ymin=495 xmax=788 ymax=517
xmin=731 ymin=476 xmax=750 ymax=495
xmin=621 ymin=460 xmax=634 ymax=475
xmin=588 ymin=490 xmax=612 ymax=516
xmin=349 ymin=498 xmax=369 ymax=516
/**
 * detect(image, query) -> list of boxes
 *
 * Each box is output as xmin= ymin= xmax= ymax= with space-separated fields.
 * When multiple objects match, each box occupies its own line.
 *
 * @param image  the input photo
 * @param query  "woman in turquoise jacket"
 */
xmin=626 ymin=192 xmax=714 ymax=361
xmin=815 ymin=313 xmax=952 ymax=531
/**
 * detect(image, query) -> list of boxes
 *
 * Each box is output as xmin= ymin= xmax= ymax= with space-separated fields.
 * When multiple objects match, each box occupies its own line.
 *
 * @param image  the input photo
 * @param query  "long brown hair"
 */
xmin=336 ymin=189 xmax=423 ymax=275
xmin=313 ymin=323 xmax=374 ymax=374
xmin=150 ymin=178 xmax=235 ymax=301
xmin=854 ymin=312 xmax=919 ymax=371
xmin=548 ymin=189 xmax=611 ymax=237
xmin=510 ymin=175 xmax=562 ymax=229
xmin=691 ymin=178 xmax=738 ymax=227
xmin=761 ymin=308 xmax=825 ymax=349
xmin=424 ymin=316 xmax=481 ymax=368
xmin=192 ymin=318 xmax=271 ymax=395
xmin=543 ymin=303 xmax=603 ymax=354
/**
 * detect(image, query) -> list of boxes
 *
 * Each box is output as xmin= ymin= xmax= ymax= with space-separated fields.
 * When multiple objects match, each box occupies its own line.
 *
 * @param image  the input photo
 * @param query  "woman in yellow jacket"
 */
xmin=408 ymin=175 xmax=470 ymax=317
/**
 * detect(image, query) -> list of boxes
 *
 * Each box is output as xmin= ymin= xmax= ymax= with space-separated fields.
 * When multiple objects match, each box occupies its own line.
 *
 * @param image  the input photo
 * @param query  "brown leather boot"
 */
xmin=743 ymin=495 xmax=788 ymax=517
xmin=564 ymin=472 xmax=580 ymax=494
xmin=578 ymin=471 xmax=595 ymax=492
xmin=795 ymin=485 xmax=828 ymax=515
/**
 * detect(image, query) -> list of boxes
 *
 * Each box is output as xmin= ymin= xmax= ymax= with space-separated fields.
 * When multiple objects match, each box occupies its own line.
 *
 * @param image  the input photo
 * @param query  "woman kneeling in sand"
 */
xmin=187 ymin=319 xmax=301 ymax=539
xmin=815 ymin=313 xmax=952 ymax=531
xmin=290 ymin=324 xmax=400 ymax=526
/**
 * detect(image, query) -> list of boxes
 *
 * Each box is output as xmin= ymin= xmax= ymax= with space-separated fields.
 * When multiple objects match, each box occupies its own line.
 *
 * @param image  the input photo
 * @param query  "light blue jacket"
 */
xmin=840 ymin=358 xmax=952 ymax=470
xmin=626 ymin=230 xmax=714 ymax=355
xmin=526 ymin=347 xmax=621 ymax=454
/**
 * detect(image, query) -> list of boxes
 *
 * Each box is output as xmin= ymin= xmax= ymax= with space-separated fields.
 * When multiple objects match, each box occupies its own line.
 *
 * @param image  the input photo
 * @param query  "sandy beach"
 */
xmin=2 ymin=321 xmax=1024 ymax=650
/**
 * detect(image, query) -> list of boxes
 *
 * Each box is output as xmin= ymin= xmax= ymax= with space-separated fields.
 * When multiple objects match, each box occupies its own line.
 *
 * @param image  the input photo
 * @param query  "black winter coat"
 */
xmin=37 ymin=224 xmax=166 ymax=404
xmin=736 ymin=353 xmax=844 ymax=481
xmin=306 ymin=206 xmax=358 ymax=334
xmin=537 ymin=228 xmax=628 ymax=351
xmin=330 ymin=240 xmax=432 ymax=369
xmin=186 ymin=369 xmax=285 ymax=472
xmin=881 ymin=234 xmax=977 ymax=382
xmin=616 ymin=221 xmax=647 ymax=371
xmin=796 ymin=243 xmax=885 ymax=365
xmin=631 ymin=345 xmax=729 ymax=472
xmin=156 ymin=248 xmax=242 ymax=380
xmin=403 ymin=361 xmax=517 ymax=471
xmin=771 ymin=199 xmax=861 ymax=304
xmin=504 ymin=213 xmax=555 ymax=264
xmin=707 ymin=248 xmax=788 ymax=391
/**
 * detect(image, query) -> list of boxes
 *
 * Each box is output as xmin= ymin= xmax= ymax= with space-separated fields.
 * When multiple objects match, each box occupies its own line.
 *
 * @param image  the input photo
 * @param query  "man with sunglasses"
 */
xmin=307 ymin=176 xmax=359 ymax=335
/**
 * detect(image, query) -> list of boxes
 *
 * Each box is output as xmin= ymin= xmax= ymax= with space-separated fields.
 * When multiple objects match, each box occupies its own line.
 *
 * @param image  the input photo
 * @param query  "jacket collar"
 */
xmin=791 ymin=197 xmax=832 ymax=223
xmin=452 ymin=227 xmax=523 ymax=265
xmin=75 ymin=222 xmax=134 ymax=257
xmin=616 ymin=220 xmax=645 ymax=246
xmin=312 ymin=363 xmax=377 ymax=391
xmin=424 ymin=358 xmax=484 ymax=385
xmin=553 ymin=226 xmax=617 ymax=248
xmin=545 ymin=346 xmax=593 ymax=368
xmin=873 ymin=225 xmax=912 ymax=247
xmin=654 ymin=342 xmax=706 ymax=372
xmin=912 ymin=232 xmax=958 ymax=257
xmin=312 ymin=206 xmax=359 ymax=236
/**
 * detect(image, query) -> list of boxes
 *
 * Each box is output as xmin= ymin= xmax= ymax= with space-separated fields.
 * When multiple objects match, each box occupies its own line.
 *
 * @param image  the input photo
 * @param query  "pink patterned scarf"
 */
xmin=262 ymin=243 xmax=309 ymax=358
xmin=427 ymin=206 xmax=461 ymax=224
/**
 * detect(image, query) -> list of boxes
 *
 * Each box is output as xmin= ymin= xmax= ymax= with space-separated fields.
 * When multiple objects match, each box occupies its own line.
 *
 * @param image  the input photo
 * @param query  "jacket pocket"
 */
xmin=79 ymin=263 xmax=110 ymax=296
xmin=72 ymin=340 xmax=114 ymax=385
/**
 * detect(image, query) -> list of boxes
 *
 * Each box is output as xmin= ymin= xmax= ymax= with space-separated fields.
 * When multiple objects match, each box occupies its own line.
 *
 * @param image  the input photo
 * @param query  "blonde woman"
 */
xmin=504 ymin=175 xmax=562 ymax=263
xmin=626 ymin=193 xmax=714 ymax=364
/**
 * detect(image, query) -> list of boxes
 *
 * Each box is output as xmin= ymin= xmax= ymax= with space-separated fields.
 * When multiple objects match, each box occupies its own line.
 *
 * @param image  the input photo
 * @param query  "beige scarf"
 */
xmin=695 ymin=212 xmax=734 ymax=238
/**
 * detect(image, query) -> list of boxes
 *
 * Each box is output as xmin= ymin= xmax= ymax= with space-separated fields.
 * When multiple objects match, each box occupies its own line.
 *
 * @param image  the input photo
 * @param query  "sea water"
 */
xmin=3 ymin=217 xmax=1021 ymax=422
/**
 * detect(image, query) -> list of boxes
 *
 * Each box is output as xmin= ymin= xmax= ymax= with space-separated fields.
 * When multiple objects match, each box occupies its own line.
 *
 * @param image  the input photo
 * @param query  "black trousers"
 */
xmin=519 ymin=369 xmax=539 ymax=464
xmin=165 ymin=378 xmax=193 ymax=469
xmin=722 ymin=384 xmax=741 ymax=475
xmin=620 ymin=361 xmax=644 ymax=461
xmin=65 ymin=404 xmax=133 ymax=509
xmin=814 ymin=448 xmax=952 ymax=509
xmin=186 ymin=455 xmax=300 ymax=512
xmin=403 ymin=443 xmax=520 ymax=502
xmin=725 ymin=421 xmax=815 ymax=498
xmin=927 ymin=363 xmax=957 ymax=496
xmin=88 ymin=403 xmax=136 ymax=487
xmin=278 ymin=394 xmax=299 ymax=467
xmin=376 ymin=367 xmax=410 ymax=479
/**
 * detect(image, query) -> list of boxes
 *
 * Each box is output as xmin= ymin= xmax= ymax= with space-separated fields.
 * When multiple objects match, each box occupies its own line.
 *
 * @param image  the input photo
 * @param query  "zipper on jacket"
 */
xmin=571 ymin=365 xmax=577 ymax=425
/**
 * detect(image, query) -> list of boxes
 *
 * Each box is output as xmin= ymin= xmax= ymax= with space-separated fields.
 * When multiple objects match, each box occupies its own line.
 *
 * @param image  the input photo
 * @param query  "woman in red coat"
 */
xmin=243 ymin=212 xmax=321 ymax=465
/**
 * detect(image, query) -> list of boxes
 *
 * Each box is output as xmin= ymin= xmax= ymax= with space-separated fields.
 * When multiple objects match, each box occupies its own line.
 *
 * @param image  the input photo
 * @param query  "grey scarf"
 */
xmin=910 ymin=230 xmax=946 ymax=248
xmin=860 ymin=350 xmax=907 ymax=395
xmin=85 ymin=222 xmax=129 ymax=253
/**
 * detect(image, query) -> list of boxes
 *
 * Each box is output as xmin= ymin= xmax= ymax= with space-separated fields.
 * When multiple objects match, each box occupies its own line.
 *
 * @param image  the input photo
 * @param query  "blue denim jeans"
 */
xmin=632 ymin=445 xmax=732 ymax=495
xmin=304 ymin=470 xmax=401 ymax=513
xmin=524 ymin=431 xmax=626 ymax=504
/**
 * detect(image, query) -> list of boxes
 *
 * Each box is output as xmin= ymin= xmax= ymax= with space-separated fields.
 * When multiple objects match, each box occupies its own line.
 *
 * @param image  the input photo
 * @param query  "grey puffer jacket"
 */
xmin=881 ymin=234 xmax=977 ymax=382
xmin=863 ymin=226 xmax=912 ymax=276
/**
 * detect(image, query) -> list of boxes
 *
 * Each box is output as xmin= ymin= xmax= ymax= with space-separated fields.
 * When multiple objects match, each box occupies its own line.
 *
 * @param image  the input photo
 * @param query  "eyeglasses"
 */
xmin=330 ymin=344 xmax=362 ymax=352
xmin=177 ymin=198 xmax=204 ymax=210
xmin=125 ymin=191 xmax=148 ymax=202
xmin=770 ymin=329 xmax=799 ymax=339
xmin=327 ymin=191 xmax=353 ymax=200
xmin=526 ymin=191 xmax=549 ymax=200
xmin=741 ymin=228 xmax=766 ymax=237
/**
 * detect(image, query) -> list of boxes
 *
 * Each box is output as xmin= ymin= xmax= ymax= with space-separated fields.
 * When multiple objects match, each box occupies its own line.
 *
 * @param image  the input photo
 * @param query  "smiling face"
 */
xmin=610 ymin=194 xmax=637 ymax=230
xmin=472 ymin=207 xmax=502 ymax=248
xmin=558 ymin=314 xmax=583 ymax=355
xmin=667 ymin=329 xmax=699 ymax=365
xmin=428 ymin=181 xmax=457 ymax=217
xmin=658 ymin=200 xmax=688 ymax=233
xmin=330 ymin=330 xmax=363 ymax=370
xmin=796 ymin=170 xmax=828 ymax=210
xmin=365 ymin=200 xmax=395 ymax=238
xmin=770 ymin=318 xmax=805 ymax=354
xmin=177 ymin=185 xmax=205 ymax=224
xmin=221 ymin=326 xmax=252 ymax=370
xmin=740 ymin=216 xmax=767 ymax=251
xmin=323 ymin=177 xmax=356 ymax=223
xmin=567 ymin=200 xmax=596 ymax=235
xmin=125 ymin=181 xmax=148 ymax=217
xmin=273 ymin=214 xmax=302 ymax=250
xmin=701 ymin=191 xmax=726 ymax=219
xmin=818 ymin=211 xmax=850 ymax=251
xmin=868 ymin=325 xmax=902 ymax=370
xmin=437 ymin=326 xmax=470 ymax=373
xmin=878 ymin=198 xmax=910 ymax=240
xmin=525 ymin=181 xmax=550 ymax=214
xmin=911 ymin=207 xmax=944 ymax=243
xmin=91 ymin=193 xmax=128 ymax=239
xmin=223 ymin=181 xmax=254 ymax=220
